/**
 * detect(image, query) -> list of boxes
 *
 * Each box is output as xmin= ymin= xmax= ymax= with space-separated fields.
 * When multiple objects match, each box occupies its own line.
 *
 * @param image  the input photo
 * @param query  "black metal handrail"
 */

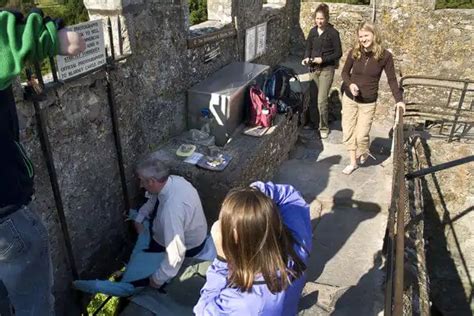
xmin=23 ymin=16 xmax=131 ymax=314
xmin=400 ymin=76 xmax=474 ymax=142
xmin=405 ymin=155 xmax=474 ymax=180
xmin=385 ymin=78 xmax=474 ymax=315
xmin=384 ymin=106 xmax=406 ymax=316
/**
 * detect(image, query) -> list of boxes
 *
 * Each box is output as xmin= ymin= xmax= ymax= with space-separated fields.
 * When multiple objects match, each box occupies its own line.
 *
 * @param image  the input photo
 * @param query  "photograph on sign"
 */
xmin=56 ymin=20 xmax=106 ymax=81
xmin=245 ymin=26 xmax=257 ymax=62
xmin=256 ymin=22 xmax=267 ymax=57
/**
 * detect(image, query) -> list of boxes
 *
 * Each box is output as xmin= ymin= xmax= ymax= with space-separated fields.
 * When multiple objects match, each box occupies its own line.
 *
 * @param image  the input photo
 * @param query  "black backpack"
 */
xmin=263 ymin=66 xmax=303 ymax=114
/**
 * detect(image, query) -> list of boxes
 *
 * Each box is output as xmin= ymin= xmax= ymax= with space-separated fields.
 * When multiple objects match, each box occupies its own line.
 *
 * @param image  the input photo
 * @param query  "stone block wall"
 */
xmin=297 ymin=1 xmax=473 ymax=121
xmin=14 ymin=73 xmax=129 ymax=314
xmin=12 ymin=0 xmax=473 ymax=313
xmin=13 ymin=0 xmax=297 ymax=313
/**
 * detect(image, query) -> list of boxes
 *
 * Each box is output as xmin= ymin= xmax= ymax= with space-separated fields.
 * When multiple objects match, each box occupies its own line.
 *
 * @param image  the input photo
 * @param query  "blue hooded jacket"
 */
xmin=194 ymin=182 xmax=312 ymax=316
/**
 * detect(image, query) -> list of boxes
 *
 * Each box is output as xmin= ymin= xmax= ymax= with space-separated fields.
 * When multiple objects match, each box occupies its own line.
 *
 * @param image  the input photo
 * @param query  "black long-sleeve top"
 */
xmin=341 ymin=49 xmax=403 ymax=104
xmin=304 ymin=24 xmax=342 ymax=68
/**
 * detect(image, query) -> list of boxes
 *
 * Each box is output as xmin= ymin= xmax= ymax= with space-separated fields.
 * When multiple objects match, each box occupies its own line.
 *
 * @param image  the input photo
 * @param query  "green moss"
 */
xmin=436 ymin=0 xmax=474 ymax=9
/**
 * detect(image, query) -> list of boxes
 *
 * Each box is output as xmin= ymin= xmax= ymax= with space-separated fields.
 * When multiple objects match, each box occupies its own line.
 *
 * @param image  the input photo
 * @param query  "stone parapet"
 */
xmin=148 ymin=113 xmax=299 ymax=224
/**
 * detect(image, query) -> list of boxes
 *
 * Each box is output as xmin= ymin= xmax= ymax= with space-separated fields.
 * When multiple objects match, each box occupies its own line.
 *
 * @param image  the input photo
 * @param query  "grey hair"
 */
xmin=136 ymin=157 xmax=170 ymax=182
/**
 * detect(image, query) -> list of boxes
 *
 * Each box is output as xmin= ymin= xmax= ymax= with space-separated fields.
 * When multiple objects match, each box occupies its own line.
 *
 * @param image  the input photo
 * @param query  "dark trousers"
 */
xmin=0 ymin=86 xmax=20 ymax=142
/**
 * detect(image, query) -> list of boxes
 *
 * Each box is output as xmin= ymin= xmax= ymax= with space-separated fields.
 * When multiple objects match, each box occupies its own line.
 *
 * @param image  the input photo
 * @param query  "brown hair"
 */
xmin=219 ymin=188 xmax=306 ymax=293
xmin=352 ymin=21 xmax=384 ymax=60
xmin=313 ymin=3 xmax=330 ymax=21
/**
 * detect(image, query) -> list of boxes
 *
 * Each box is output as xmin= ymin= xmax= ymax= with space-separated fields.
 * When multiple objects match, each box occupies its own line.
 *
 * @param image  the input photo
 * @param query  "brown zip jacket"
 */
xmin=341 ymin=49 xmax=403 ymax=104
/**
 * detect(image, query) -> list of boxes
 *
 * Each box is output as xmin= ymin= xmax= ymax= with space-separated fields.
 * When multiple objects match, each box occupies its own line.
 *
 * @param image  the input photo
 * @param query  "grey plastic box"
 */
xmin=187 ymin=62 xmax=270 ymax=146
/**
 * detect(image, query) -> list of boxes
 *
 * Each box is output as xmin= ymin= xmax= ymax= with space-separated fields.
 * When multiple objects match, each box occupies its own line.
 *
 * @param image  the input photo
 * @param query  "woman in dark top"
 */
xmin=302 ymin=3 xmax=342 ymax=139
xmin=341 ymin=21 xmax=405 ymax=175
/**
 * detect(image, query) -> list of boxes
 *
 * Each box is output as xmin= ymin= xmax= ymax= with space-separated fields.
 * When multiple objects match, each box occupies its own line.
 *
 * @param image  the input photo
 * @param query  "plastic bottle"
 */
xmin=200 ymin=108 xmax=212 ymax=135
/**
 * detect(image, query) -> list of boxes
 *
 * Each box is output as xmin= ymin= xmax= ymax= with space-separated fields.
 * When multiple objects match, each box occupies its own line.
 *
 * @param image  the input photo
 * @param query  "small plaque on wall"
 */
xmin=245 ymin=26 xmax=257 ymax=62
xmin=256 ymin=22 xmax=267 ymax=56
xmin=245 ymin=22 xmax=267 ymax=62
xmin=56 ymin=20 xmax=106 ymax=81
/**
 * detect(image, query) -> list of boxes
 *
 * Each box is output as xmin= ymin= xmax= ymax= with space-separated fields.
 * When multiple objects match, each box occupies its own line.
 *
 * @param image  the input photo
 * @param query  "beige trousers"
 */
xmin=342 ymin=94 xmax=376 ymax=155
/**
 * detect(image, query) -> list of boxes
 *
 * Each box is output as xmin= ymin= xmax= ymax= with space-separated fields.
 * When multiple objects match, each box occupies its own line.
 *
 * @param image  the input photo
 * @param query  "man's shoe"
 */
xmin=320 ymin=130 xmax=329 ymax=139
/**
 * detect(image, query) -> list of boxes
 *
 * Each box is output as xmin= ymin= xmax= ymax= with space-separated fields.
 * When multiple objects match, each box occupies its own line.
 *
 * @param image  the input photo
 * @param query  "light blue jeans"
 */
xmin=0 ymin=205 xmax=53 ymax=316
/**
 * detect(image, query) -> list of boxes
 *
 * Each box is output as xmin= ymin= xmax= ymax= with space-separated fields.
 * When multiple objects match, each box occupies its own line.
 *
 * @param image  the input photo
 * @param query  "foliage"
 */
xmin=189 ymin=0 xmax=207 ymax=25
xmin=311 ymin=0 xmax=370 ymax=4
xmin=87 ymin=293 xmax=120 ymax=316
xmin=41 ymin=0 xmax=89 ymax=26
xmin=436 ymin=0 xmax=474 ymax=9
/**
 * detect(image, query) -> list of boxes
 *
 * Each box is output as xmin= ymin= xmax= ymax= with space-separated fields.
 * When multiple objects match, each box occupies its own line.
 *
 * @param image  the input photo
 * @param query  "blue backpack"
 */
xmin=264 ymin=66 xmax=302 ymax=113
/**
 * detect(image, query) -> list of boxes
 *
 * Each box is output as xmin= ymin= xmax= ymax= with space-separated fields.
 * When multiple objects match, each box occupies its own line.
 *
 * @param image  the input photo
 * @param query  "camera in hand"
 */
xmin=307 ymin=58 xmax=321 ymax=72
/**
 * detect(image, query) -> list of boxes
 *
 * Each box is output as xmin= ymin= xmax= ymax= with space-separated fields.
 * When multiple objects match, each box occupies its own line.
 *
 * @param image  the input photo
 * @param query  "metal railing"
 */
xmin=400 ymin=76 xmax=474 ymax=142
xmin=23 ymin=16 xmax=131 ymax=314
xmin=384 ymin=76 xmax=474 ymax=315
xmin=384 ymin=106 xmax=407 ymax=316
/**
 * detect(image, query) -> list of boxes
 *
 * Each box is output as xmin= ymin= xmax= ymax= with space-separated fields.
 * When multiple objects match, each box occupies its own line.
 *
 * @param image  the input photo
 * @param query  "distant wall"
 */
xmin=297 ymin=1 xmax=473 ymax=118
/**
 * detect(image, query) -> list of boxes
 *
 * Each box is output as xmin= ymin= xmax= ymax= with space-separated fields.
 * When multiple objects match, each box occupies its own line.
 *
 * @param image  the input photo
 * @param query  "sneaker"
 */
xmin=320 ymin=130 xmax=329 ymax=139
xmin=342 ymin=164 xmax=359 ymax=175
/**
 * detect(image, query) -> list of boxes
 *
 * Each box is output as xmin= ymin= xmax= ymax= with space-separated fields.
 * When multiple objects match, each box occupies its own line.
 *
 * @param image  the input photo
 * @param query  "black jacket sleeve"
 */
xmin=322 ymin=29 xmax=342 ymax=64
xmin=304 ymin=28 xmax=316 ymax=59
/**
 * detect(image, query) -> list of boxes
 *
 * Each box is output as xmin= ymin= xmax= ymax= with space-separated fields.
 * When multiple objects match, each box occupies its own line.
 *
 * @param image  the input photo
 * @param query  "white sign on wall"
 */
xmin=57 ymin=20 xmax=106 ymax=81
xmin=256 ymin=22 xmax=267 ymax=56
xmin=245 ymin=26 xmax=256 ymax=62
xmin=245 ymin=22 xmax=267 ymax=62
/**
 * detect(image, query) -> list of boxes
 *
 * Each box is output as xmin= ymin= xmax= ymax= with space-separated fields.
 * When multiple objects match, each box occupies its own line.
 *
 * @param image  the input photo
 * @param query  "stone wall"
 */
xmin=13 ymin=0 xmax=297 ymax=313
xmin=297 ymin=1 xmax=474 ymax=120
xmin=12 ymin=0 xmax=473 ymax=313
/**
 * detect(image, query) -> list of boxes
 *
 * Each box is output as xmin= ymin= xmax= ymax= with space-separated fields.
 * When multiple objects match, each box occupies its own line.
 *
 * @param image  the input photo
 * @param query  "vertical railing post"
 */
xmin=117 ymin=15 xmax=123 ymax=57
xmin=448 ymin=81 xmax=468 ymax=142
xmin=49 ymin=56 xmax=59 ymax=83
xmin=25 ymin=68 xmax=79 ymax=281
xmin=107 ymin=17 xmax=115 ymax=61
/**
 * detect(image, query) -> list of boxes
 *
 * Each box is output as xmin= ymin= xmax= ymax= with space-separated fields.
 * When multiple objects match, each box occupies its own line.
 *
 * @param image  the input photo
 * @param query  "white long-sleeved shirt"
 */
xmin=135 ymin=175 xmax=207 ymax=285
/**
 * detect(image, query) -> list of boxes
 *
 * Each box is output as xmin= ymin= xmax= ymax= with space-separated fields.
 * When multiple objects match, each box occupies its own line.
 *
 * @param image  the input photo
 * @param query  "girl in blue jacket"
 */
xmin=194 ymin=181 xmax=312 ymax=315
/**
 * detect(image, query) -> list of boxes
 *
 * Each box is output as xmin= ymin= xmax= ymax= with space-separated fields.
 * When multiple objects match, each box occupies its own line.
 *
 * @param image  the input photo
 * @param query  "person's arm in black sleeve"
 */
xmin=322 ymin=29 xmax=342 ymax=64
xmin=304 ymin=28 xmax=315 ymax=59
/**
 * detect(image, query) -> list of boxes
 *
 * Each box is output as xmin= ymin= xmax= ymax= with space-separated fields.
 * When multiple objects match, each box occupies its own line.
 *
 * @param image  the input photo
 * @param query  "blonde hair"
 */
xmin=219 ymin=188 xmax=306 ymax=293
xmin=352 ymin=21 xmax=384 ymax=60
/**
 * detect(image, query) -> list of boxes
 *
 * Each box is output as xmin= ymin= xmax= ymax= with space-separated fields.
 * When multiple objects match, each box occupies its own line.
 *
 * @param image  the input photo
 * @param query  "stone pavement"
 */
xmin=273 ymin=119 xmax=394 ymax=315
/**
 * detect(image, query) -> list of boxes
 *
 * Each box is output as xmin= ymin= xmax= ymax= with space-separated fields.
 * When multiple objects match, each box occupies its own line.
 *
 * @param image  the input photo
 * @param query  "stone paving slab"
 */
xmin=275 ymin=120 xmax=393 ymax=213
xmin=273 ymin=119 xmax=393 ymax=315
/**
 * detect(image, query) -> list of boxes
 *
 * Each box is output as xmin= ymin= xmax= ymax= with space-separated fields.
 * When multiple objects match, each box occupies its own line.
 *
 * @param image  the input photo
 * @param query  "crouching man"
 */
xmin=131 ymin=157 xmax=208 ymax=288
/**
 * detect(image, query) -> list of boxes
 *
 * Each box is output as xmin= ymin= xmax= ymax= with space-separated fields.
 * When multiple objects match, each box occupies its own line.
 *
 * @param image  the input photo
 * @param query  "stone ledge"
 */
xmin=262 ymin=3 xmax=285 ymax=16
xmin=148 ymin=113 xmax=299 ymax=224
xmin=189 ymin=20 xmax=232 ymax=38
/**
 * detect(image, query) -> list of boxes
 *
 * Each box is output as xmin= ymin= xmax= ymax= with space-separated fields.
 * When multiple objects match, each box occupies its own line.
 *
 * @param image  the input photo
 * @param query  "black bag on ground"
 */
xmin=263 ymin=66 xmax=303 ymax=114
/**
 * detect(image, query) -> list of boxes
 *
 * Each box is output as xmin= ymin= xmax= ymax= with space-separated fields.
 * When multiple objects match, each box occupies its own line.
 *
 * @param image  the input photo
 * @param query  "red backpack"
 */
xmin=248 ymin=85 xmax=277 ymax=128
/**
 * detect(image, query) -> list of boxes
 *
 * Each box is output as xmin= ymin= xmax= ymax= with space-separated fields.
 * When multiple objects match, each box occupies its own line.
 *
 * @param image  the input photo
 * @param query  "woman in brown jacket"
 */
xmin=341 ymin=21 xmax=405 ymax=175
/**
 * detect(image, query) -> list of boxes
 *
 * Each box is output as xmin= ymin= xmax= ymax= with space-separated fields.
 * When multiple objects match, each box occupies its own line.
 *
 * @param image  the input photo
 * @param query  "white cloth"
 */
xmin=134 ymin=175 xmax=207 ymax=285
